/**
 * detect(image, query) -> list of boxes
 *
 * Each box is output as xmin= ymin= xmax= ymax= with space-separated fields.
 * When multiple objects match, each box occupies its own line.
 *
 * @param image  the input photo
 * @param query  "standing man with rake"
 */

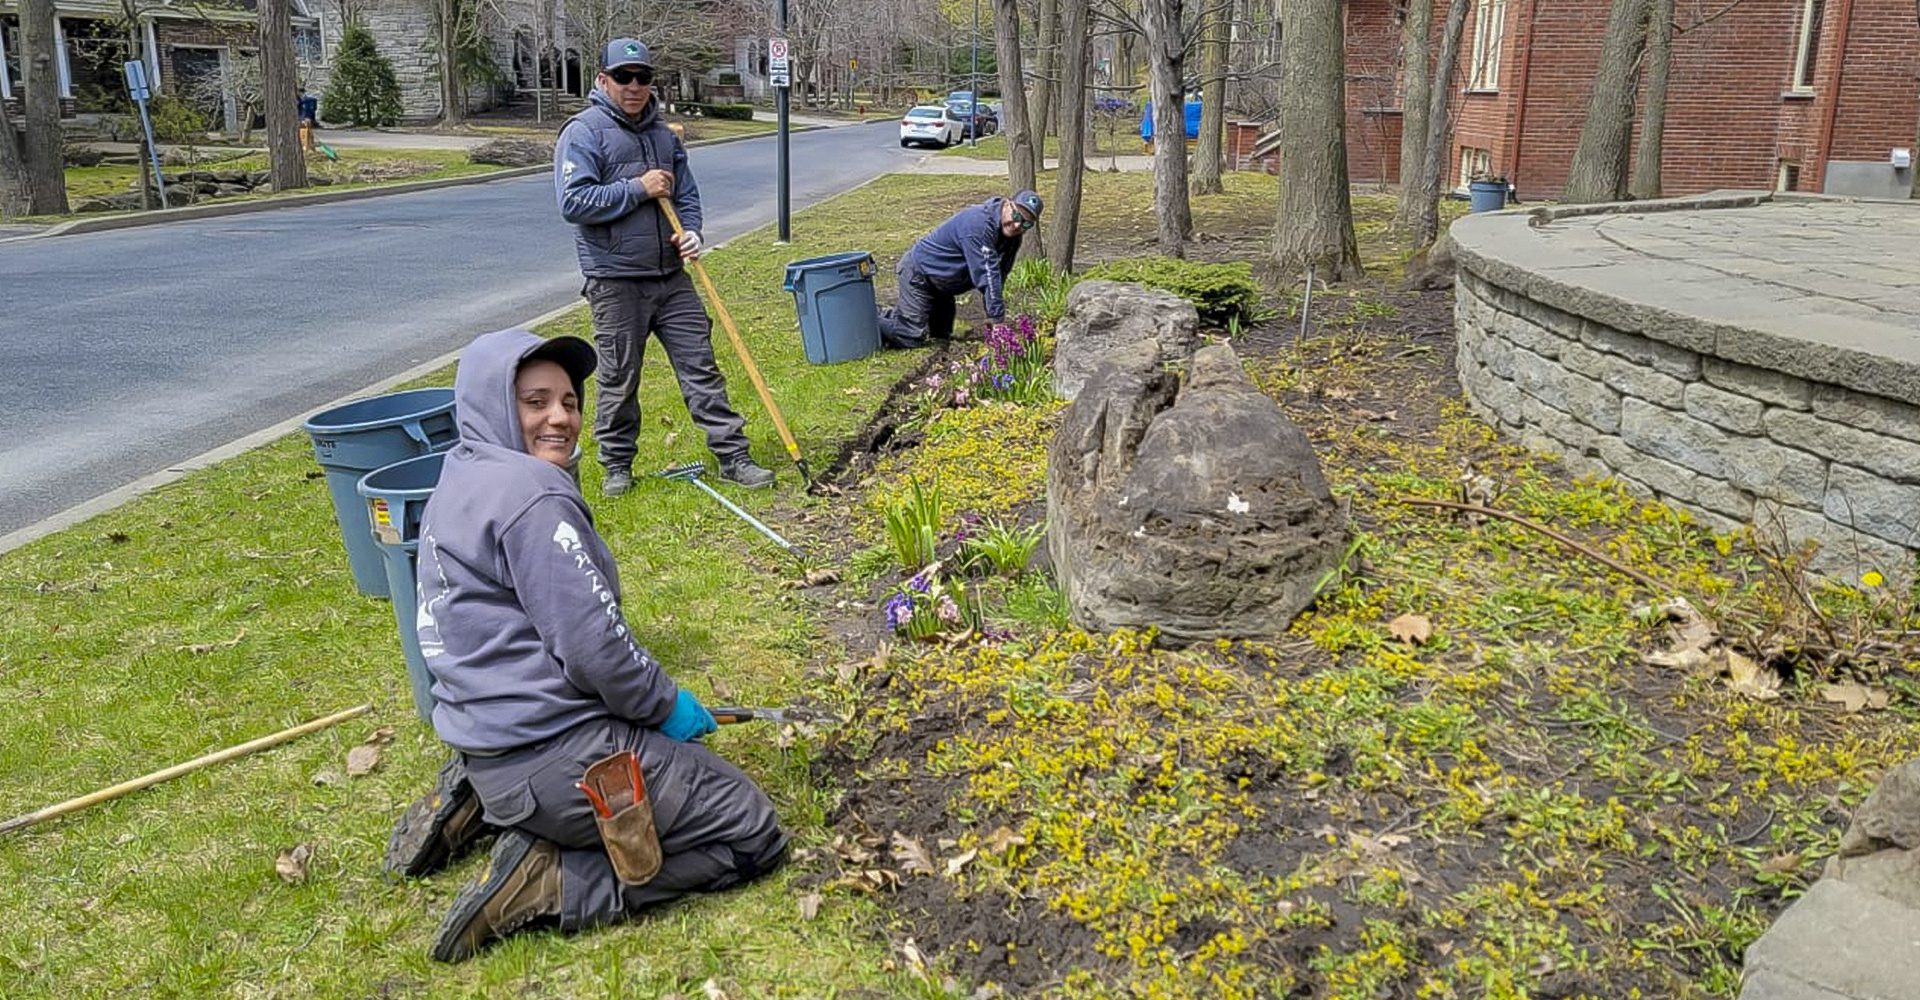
xmin=554 ymin=37 xmax=775 ymax=496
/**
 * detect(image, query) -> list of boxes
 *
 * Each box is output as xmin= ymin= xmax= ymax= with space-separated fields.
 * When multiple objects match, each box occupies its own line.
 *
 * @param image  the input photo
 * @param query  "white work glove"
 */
xmin=674 ymin=229 xmax=703 ymax=260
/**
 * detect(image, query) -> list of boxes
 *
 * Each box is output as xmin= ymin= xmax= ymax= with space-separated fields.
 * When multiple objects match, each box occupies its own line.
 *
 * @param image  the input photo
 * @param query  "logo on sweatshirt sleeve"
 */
xmin=552 ymin=521 xmax=582 ymax=553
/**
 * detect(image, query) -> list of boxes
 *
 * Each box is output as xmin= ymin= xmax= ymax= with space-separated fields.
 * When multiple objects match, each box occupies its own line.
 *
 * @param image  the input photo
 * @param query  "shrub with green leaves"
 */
xmin=322 ymin=22 xmax=404 ymax=127
xmin=1006 ymin=258 xmax=1075 ymax=322
xmin=1080 ymin=256 xmax=1264 ymax=328
xmin=962 ymin=518 xmax=1044 ymax=577
xmin=884 ymin=477 xmax=944 ymax=573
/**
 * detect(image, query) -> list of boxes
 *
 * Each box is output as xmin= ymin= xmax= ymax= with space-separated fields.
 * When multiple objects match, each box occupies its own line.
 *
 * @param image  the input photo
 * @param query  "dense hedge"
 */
xmin=682 ymin=102 xmax=756 ymax=121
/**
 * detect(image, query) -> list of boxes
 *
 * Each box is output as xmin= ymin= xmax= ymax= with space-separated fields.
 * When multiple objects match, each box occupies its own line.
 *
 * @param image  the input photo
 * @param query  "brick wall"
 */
xmin=1345 ymin=0 xmax=1406 ymax=183
xmin=1821 ymin=0 xmax=1920 ymax=168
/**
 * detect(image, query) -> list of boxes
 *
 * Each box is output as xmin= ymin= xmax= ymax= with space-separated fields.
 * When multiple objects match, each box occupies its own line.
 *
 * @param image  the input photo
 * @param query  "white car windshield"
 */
xmin=908 ymin=108 xmax=944 ymax=119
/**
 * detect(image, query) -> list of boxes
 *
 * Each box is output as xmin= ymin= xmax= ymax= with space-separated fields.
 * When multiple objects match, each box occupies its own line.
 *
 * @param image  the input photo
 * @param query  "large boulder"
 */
xmin=1052 ymin=279 xmax=1200 ymax=401
xmin=469 ymin=137 xmax=555 ymax=167
xmin=1047 ymin=342 xmax=1349 ymax=645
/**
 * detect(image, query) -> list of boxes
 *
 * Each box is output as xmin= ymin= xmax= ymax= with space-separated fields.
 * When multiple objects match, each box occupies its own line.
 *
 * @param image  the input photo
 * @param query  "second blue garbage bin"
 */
xmin=303 ymin=388 xmax=457 ymax=598
xmin=1469 ymin=179 xmax=1510 ymax=213
xmin=784 ymin=251 xmax=881 ymax=365
xmin=356 ymin=451 xmax=445 ymax=723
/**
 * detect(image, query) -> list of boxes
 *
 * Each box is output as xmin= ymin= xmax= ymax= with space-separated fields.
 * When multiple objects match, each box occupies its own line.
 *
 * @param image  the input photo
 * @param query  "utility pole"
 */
xmin=774 ymin=0 xmax=791 ymax=242
xmin=970 ymin=0 xmax=979 ymax=147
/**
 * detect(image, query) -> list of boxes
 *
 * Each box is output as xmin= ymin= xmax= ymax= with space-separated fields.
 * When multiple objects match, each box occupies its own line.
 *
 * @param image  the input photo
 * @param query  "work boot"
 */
xmin=602 ymin=467 xmax=634 ymax=497
xmin=430 ymin=829 xmax=564 ymax=963
xmin=383 ymin=757 xmax=494 ymax=878
xmin=718 ymin=455 xmax=775 ymax=489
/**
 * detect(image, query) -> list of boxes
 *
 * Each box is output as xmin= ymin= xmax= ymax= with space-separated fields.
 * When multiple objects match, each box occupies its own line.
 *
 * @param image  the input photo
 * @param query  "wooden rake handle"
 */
xmin=656 ymin=198 xmax=811 ymax=482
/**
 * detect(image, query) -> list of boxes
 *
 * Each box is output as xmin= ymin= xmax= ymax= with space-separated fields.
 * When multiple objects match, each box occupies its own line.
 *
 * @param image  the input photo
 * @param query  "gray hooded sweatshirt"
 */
xmin=415 ymin=328 xmax=678 ymax=753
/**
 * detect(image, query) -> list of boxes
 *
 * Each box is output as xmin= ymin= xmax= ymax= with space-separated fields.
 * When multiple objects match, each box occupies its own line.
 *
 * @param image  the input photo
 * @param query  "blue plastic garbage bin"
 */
xmin=357 ymin=452 xmax=444 ymax=723
xmin=1469 ymin=179 xmax=1510 ymax=213
xmin=784 ymin=251 xmax=881 ymax=365
xmin=303 ymin=388 xmax=457 ymax=598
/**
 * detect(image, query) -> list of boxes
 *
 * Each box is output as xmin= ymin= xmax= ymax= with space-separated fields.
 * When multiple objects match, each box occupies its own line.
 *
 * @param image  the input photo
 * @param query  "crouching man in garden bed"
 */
xmin=878 ymin=189 xmax=1042 ymax=349
xmin=382 ymin=327 xmax=788 ymax=962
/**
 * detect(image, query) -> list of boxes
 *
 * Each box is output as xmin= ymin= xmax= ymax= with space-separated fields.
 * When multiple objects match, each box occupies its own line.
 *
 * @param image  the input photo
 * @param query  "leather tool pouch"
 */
xmin=579 ymin=750 xmax=663 ymax=886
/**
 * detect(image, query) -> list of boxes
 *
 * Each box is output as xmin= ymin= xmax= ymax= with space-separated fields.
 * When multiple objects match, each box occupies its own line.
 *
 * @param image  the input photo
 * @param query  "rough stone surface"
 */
xmin=1738 ymin=879 xmax=1920 ymax=1000
xmin=1452 ymin=199 xmax=1920 ymax=579
xmin=1052 ymin=280 xmax=1200 ymax=401
xmin=1837 ymin=760 xmax=1920 ymax=857
xmin=1046 ymin=343 xmax=1348 ymax=646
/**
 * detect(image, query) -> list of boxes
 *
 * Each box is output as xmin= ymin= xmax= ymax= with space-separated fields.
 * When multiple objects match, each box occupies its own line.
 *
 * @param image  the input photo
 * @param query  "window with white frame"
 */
xmin=293 ymin=25 xmax=325 ymax=67
xmin=1791 ymin=0 xmax=1825 ymax=91
xmin=1 ymin=17 xmax=19 ymax=100
xmin=1458 ymin=146 xmax=1492 ymax=187
xmin=1469 ymin=0 xmax=1508 ymax=91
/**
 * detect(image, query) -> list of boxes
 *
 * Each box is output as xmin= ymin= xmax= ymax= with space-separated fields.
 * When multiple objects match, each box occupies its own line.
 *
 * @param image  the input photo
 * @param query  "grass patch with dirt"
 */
xmin=62 ymin=147 xmax=496 ymax=205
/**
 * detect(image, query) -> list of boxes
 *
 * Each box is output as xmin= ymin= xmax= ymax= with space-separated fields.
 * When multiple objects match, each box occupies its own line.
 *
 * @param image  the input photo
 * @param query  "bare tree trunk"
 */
xmin=1031 ymin=0 xmax=1059 ymax=145
xmin=1190 ymin=0 xmax=1227 ymax=194
xmin=22 ymin=0 xmax=67 ymax=215
xmin=1391 ymin=0 xmax=1434 ymax=231
xmin=1050 ymin=0 xmax=1089 ymax=273
xmin=434 ymin=0 xmax=466 ymax=125
xmin=0 ymin=99 xmax=29 ymax=218
xmin=260 ymin=0 xmax=309 ymax=192
xmin=1628 ymin=0 xmax=1672 ymax=200
xmin=1564 ymin=0 xmax=1650 ymax=203
xmin=994 ymin=0 xmax=1041 ymax=232
xmin=1413 ymin=0 xmax=1469 ymax=248
xmin=1143 ymin=0 xmax=1191 ymax=254
xmin=1272 ymin=0 xmax=1361 ymax=279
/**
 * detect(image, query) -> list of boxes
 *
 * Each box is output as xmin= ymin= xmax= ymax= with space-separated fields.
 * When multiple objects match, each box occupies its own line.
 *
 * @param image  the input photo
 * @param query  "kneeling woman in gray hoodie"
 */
xmin=383 ymin=327 xmax=787 ymax=962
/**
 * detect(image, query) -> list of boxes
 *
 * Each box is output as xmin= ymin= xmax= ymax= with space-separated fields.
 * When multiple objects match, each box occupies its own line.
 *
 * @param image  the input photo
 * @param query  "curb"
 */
xmin=0 ymin=299 xmax=584 ymax=557
xmin=0 ymin=125 xmax=825 ymax=244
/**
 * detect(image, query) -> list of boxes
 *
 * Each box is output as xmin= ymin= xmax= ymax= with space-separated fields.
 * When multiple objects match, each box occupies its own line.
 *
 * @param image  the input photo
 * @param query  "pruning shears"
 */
xmin=709 ymin=705 xmax=832 ymax=726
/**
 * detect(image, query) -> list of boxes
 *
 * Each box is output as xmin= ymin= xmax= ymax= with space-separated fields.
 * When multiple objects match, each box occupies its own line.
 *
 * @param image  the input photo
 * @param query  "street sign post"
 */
xmin=122 ymin=60 xmax=168 ymax=209
xmin=772 ymin=34 xmax=790 ymax=242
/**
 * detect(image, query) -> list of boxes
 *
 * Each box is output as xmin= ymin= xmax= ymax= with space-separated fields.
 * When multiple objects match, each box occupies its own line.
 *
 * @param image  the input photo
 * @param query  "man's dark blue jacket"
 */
xmin=902 ymin=197 xmax=1024 ymax=321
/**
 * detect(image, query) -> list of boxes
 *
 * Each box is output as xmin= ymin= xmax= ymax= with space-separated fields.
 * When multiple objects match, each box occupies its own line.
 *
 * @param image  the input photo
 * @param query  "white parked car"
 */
xmin=899 ymin=105 xmax=962 ymax=148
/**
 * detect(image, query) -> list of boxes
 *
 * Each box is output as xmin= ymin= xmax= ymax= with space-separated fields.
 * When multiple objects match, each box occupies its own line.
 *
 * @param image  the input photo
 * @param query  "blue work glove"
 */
xmin=660 ymin=687 xmax=718 ymax=742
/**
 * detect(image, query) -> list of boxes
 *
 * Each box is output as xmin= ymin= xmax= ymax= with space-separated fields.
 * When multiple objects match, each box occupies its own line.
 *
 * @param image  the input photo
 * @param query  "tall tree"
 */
xmin=22 ymin=0 xmax=66 ymax=214
xmin=1391 ymin=0 xmax=1434 ymax=231
xmin=1031 ymin=0 xmax=1059 ymax=144
xmin=0 ymin=99 xmax=28 ymax=218
xmin=1050 ymin=0 xmax=1090 ymax=273
xmin=1564 ymin=0 xmax=1650 ymax=203
xmin=1142 ymin=0 xmax=1191 ymax=254
xmin=1190 ymin=0 xmax=1228 ymax=194
xmin=1411 ymin=0 xmax=1469 ymax=248
xmin=993 ymin=0 xmax=1040 ymax=214
xmin=1628 ymin=0 xmax=1673 ymax=200
xmin=259 ymin=0 xmax=310 ymax=192
xmin=1272 ymin=0 xmax=1361 ymax=278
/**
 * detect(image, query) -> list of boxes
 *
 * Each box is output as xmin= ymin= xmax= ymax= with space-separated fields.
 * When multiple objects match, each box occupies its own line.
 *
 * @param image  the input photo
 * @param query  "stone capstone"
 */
xmin=1046 ymin=342 xmax=1349 ymax=646
xmin=1051 ymin=280 xmax=1200 ymax=401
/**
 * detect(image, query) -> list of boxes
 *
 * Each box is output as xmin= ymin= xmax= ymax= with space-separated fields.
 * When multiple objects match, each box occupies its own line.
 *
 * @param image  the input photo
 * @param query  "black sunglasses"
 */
xmin=1011 ymin=211 xmax=1035 ymax=231
xmin=606 ymin=66 xmax=653 ymax=86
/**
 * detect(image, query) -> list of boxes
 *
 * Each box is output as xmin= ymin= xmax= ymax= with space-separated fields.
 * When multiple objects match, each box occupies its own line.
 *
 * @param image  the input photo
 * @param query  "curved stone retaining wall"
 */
xmin=1450 ymin=195 xmax=1920 ymax=578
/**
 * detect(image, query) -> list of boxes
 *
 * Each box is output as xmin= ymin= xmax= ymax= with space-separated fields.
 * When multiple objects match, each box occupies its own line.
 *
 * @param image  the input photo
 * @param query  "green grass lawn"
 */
xmin=674 ymin=116 xmax=780 ymax=142
xmin=61 ymin=147 xmax=498 ymax=206
xmin=938 ymin=126 xmax=1146 ymax=161
xmin=0 ymin=172 xmax=1005 ymax=999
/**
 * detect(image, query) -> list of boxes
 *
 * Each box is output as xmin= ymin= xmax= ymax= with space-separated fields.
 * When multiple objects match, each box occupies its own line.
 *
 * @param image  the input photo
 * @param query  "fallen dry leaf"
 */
xmin=798 ymin=892 xmax=822 ymax=920
xmin=178 ymin=628 xmax=247 ymax=655
xmin=1388 ymin=613 xmax=1433 ymax=645
xmin=275 ymin=843 xmax=313 ymax=884
xmin=702 ymin=979 xmax=730 ymax=1000
xmin=311 ymin=770 xmax=342 ymax=787
xmin=1645 ymin=647 xmax=1713 ymax=672
xmin=1821 ymin=682 xmax=1890 ymax=713
xmin=1723 ymin=650 xmax=1781 ymax=701
xmin=898 ymin=937 xmax=930 ymax=982
xmin=1758 ymin=852 xmax=1802 ymax=876
xmin=984 ymin=825 xmax=1026 ymax=855
xmin=345 ymin=744 xmax=382 ymax=777
xmin=1657 ymin=596 xmax=1717 ymax=653
xmin=802 ymin=567 xmax=841 ymax=587
xmin=890 ymin=831 xmax=935 ymax=876
xmin=945 ymin=848 xmax=979 ymax=877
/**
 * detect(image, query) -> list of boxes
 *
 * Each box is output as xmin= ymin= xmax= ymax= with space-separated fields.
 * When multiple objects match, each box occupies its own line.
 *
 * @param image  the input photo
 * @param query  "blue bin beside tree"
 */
xmin=1469 ymin=177 xmax=1511 ymax=213
xmin=302 ymin=388 xmax=457 ymax=598
xmin=784 ymin=251 xmax=881 ymax=364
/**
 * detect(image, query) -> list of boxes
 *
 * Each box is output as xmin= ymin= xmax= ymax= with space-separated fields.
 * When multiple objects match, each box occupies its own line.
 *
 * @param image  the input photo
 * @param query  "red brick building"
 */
xmin=1329 ymin=0 xmax=1920 ymax=200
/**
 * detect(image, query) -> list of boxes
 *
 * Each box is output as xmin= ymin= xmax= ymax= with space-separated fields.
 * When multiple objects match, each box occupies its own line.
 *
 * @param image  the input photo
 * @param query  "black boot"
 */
xmin=382 ymin=756 xmax=495 ymax=878
xmin=430 ymin=829 xmax=564 ymax=963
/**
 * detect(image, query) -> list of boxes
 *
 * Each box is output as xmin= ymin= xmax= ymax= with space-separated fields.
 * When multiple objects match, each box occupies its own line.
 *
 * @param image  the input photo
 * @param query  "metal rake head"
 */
xmin=657 ymin=461 xmax=706 ymax=481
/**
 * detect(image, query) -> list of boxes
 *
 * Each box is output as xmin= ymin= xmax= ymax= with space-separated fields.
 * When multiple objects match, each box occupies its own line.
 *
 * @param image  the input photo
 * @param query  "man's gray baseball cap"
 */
xmin=604 ymin=39 xmax=652 ymax=70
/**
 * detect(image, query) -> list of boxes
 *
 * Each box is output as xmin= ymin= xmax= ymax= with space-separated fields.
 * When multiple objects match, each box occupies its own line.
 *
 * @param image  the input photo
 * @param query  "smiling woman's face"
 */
xmin=514 ymin=360 xmax=580 ymax=466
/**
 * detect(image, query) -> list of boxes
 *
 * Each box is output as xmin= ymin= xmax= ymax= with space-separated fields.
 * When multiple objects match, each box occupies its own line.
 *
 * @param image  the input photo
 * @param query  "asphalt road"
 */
xmin=0 ymin=121 xmax=919 ymax=539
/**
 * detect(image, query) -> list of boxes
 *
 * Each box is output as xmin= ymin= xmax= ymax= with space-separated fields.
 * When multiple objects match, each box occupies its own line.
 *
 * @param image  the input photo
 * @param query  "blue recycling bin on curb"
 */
xmin=303 ymin=388 xmax=457 ymax=598
xmin=784 ymin=251 xmax=881 ymax=365
xmin=1469 ymin=179 xmax=1510 ymax=213
xmin=356 ymin=451 xmax=445 ymax=723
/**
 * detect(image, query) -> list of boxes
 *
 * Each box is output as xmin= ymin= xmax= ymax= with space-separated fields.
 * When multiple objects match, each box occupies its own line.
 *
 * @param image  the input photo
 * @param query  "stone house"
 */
xmin=1241 ymin=0 xmax=1920 ymax=201
xmin=1 ymin=0 xmax=326 ymax=131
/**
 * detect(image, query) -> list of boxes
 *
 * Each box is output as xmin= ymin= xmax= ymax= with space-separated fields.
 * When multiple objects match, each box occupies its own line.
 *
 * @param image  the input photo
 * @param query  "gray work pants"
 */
xmin=583 ymin=272 xmax=749 ymax=472
xmin=877 ymin=261 xmax=957 ymax=349
xmin=462 ymin=717 xmax=788 ymax=931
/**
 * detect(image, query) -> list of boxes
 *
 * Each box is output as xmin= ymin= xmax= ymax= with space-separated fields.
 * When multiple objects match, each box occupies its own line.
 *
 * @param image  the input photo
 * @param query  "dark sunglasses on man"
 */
xmin=1012 ymin=211 xmax=1035 ymax=231
xmin=607 ymin=66 xmax=653 ymax=86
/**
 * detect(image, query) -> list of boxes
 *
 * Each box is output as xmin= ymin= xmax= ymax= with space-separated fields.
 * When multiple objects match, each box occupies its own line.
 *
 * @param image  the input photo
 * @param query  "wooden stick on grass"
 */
xmin=0 ymin=703 xmax=373 ymax=837
xmin=1395 ymin=496 xmax=1670 ymax=594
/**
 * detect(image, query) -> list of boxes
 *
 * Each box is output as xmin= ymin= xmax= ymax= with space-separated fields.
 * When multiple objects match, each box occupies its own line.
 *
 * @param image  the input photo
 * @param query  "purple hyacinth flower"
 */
xmin=884 ymin=592 xmax=913 ymax=630
xmin=908 ymin=570 xmax=932 ymax=593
